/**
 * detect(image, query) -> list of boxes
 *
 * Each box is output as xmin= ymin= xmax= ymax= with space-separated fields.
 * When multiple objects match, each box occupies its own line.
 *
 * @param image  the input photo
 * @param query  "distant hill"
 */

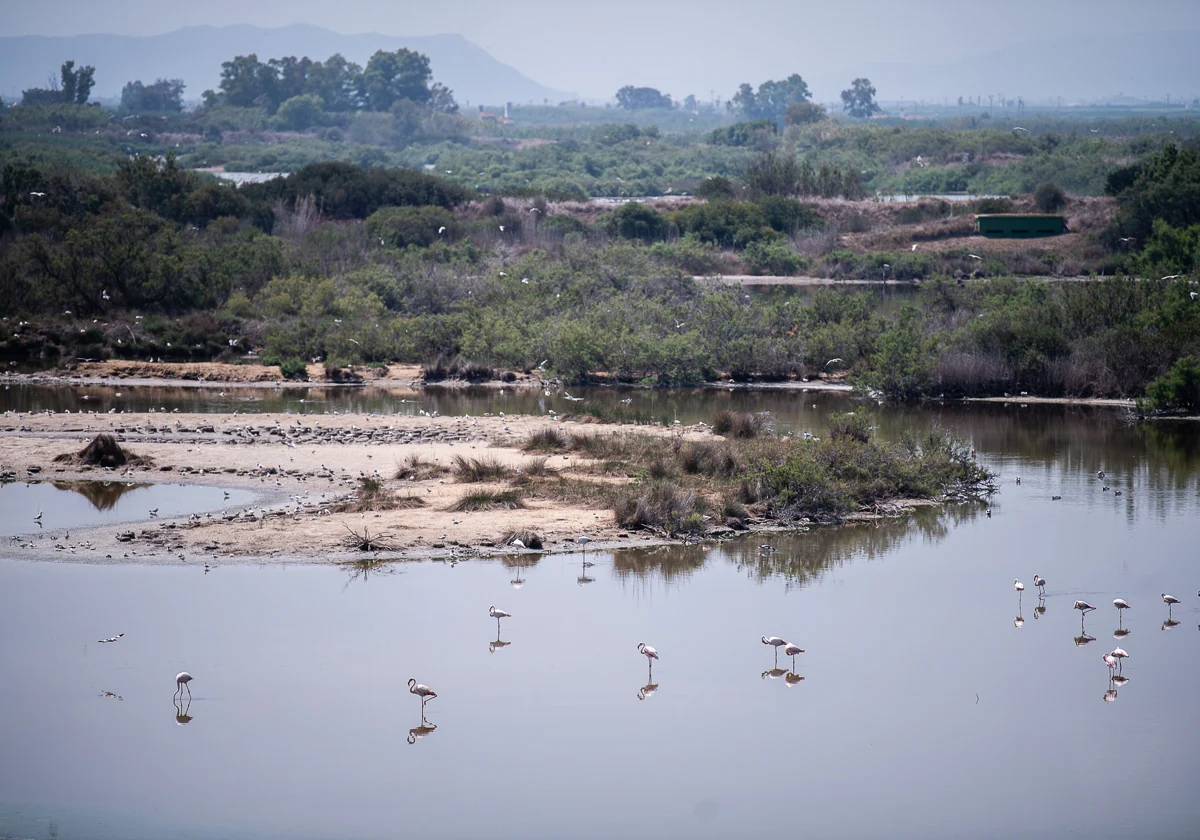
xmin=834 ymin=30 xmax=1200 ymax=104
xmin=0 ymin=23 xmax=575 ymax=108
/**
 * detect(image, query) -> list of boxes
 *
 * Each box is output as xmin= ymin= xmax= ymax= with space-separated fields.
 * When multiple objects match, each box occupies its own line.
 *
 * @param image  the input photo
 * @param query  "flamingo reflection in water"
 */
xmin=784 ymin=672 xmax=805 ymax=688
xmin=489 ymin=623 xmax=512 ymax=653
xmin=1033 ymin=596 xmax=1047 ymax=620
xmin=1074 ymin=633 xmax=1097 ymax=647
xmin=761 ymin=668 xmax=787 ymax=681
xmin=637 ymin=683 xmax=659 ymax=701
xmin=408 ymin=720 xmax=438 ymax=744
xmin=1162 ymin=619 xmax=1181 ymax=631
xmin=173 ymin=695 xmax=193 ymax=726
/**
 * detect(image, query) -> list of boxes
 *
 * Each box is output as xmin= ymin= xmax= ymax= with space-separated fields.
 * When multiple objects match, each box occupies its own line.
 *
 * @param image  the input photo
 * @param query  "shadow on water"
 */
xmin=50 ymin=480 xmax=149 ymax=511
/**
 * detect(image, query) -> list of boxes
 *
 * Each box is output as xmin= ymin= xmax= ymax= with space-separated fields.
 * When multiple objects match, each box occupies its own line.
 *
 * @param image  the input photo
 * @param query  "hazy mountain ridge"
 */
xmin=0 ymin=23 xmax=576 ymax=107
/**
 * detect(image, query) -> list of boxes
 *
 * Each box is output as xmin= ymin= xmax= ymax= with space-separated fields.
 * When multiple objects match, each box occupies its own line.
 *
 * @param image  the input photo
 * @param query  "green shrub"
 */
xmin=279 ymin=358 xmax=308 ymax=380
xmin=742 ymin=239 xmax=806 ymax=275
xmin=610 ymin=202 xmax=669 ymax=242
xmin=366 ymin=205 xmax=456 ymax=248
xmin=1142 ymin=355 xmax=1200 ymax=413
xmin=1033 ymin=182 xmax=1067 ymax=213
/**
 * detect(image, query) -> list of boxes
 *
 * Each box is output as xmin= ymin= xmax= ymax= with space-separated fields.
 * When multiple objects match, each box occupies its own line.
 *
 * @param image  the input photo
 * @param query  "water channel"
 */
xmin=2 ymin=389 xmax=1198 ymax=839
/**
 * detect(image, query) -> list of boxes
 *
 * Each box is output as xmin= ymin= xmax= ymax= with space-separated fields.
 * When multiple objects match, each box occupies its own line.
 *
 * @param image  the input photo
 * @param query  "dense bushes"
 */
xmin=241 ymin=161 xmax=471 ymax=219
xmin=366 ymin=205 xmax=456 ymax=248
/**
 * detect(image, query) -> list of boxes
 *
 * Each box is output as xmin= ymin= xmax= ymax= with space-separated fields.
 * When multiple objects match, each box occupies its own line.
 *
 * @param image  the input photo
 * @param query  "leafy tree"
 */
xmin=1108 ymin=144 xmax=1200 ymax=243
xmin=734 ymin=75 xmax=812 ymax=123
xmin=269 ymin=56 xmax=313 ymax=103
xmin=60 ymin=60 xmax=96 ymax=105
xmin=22 ymin=60 xmax=95 ymax=105
xmin=840 ymin=78 xmax=881 ymax=119
xmin=366 ymin=206 xmax=456 ymax=248
xmin=274 ymin=94 xmax=325 ymax=130
xmin=611 ymin=203 xmax=669 ymax=242
xmin=120 ymin=78 xmax=185 ymax=112
xmin=304 ymin=54 xmax=362 ymax=112
xmin=219 ymin=54 xmax=279 ymax=109
xmin=615 ymin=85 xmax=672 ymax=110
xmin=1134 ymin=219 xmax=1200 ymax=277
xmin=785 ymin=101 xmax=826 ymax=125
xmin=359 ymin=49 xmax=433 ymax=112
xmin=428 ymin=82 xmax=459 ymax=114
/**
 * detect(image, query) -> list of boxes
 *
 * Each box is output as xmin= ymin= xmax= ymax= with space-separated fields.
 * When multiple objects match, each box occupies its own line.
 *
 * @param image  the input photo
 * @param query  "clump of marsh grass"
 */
xmin=712 ymin=410 xmax=770 ymax=439
xmin=451 ymin=454 xmax=513 ymax=482
xmin=611 ymin=481 xmax=708 ymax=536
xmin=395 ymin=453 xmax=449 ymax=481
xmin=341 ymin=524 xmax=395 ymax=552
xmin=449 ymin=489 xmax=527 ymax=511
xmin=500 ymin=529 xmax=544 ymax=550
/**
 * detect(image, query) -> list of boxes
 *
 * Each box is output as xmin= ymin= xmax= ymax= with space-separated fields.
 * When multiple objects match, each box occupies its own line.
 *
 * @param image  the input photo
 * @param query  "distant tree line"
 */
xmin=121 ymin=78 xmax=186 ymax=113
xmin=200 ymin=50 xmax=458 ymax=116
xmin=20 ymin=60 xmax=96 ymax=106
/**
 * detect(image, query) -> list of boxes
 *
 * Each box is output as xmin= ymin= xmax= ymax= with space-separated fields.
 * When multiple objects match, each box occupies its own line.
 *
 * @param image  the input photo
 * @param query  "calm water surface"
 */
xmin=2 ymin=399 xmax=1199 ymax=839
xmin=0 ymin=483 xmax=259 ymax=538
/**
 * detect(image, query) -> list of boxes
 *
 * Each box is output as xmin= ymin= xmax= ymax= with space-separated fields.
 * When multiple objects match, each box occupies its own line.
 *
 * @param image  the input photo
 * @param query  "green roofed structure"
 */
xmin=976 ymin=214 xmax=1067 ymax=238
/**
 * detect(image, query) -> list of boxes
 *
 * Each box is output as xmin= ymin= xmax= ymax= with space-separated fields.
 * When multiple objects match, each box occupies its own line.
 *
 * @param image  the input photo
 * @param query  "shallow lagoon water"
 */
xmin=2 ymin=440 xmax=1199 ymax=838
xmin=2 ymin=389 xmax=1200 ymax=839
xmin=0 ymin=482 xmax=259 ymax=538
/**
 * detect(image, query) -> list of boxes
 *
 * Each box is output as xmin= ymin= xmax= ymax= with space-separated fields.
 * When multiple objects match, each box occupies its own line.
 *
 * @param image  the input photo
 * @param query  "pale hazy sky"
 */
xmin=5 ymin=0 xmax=1198 ymax=100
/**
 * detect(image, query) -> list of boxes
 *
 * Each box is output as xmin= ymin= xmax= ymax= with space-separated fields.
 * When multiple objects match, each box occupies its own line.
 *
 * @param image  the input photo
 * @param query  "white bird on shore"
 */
xmin=911 ymin=243 xmax=918 ymax=252
xmin=509 ymin=538 xmax=525 ymax=549
xmin=489 ymin=605 xmax=511 ymax=628
xmin=408 ymin=678 xmax=437 ymax=708
xmin=174 ymin=671 xmax=193 ymax=700
xmin=637 ymin=642 xmax=659 ymax=676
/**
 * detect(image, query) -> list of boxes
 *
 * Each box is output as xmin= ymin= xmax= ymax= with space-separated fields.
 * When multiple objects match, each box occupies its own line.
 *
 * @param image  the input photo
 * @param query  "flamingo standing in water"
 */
xmin=762 ymin=635 xmax=787 ymax=665
xmin=1033 ymin=574 xmax=1046 ymax=595
xmin=174 ymin=672 xmax=193 ymax=700
xmin=1103 ymin=653 xmax=1118 ymax=674
xmin=1113 ymin=599 xmax=1131 ymax=627
xmin=637 ymin=642 xmax=659 ymax=678
xmin=784 ymin=643 xmax=804 ymax=671
xmin=1162 ymin=593 xmax=1180 ymax=617
xmin=489 ymin=605 xmax=511 ymax=631
xmin=1110 ymin=647 xmax=1128 ymax=672
xmin=1074 ymin=600 xmax=1096 ymax=630
xmin=408 ymin=678 xmax=437 ymax=712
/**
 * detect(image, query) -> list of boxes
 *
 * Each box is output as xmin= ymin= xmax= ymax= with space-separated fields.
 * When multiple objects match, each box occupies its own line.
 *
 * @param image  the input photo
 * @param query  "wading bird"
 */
xmin=1114 ymin=598 xmax=1131 ymax=626
xmin=784 ymin=643 xmax=804 ymax=670
xmin=1033 ymin=574 xmax=1046 ymax=595
xmin=762 ymin=635 xmax=787 ymax=665
xmin=1103 ymin=652 xmax=1117 ymax=674
xmin=637 ymin=642 xmax=659 ymax=677
xmin=489 ymin=605 xmax=511 ymax=630
xmin=1110 ymin=647 xmax=1128 ymax=672
xmin=174 ymin=671 xmax=193 ymax=700
xmin=1074 ymin=600 xmax=1096 ymax=630
xmin=1014 ymin=579 xmax=1025 ymax=600
xmin=1162 ymin=593 xmax=1181 ymax=616
xmin=408 ymin=679 xmax=437 ymax=710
